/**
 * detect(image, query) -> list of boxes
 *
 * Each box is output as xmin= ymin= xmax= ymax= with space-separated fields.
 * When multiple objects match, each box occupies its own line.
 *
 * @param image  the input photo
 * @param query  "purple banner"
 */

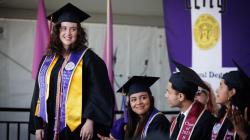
xmin=221 ymin=0 xmax=250 ymax=75
xmin=163 ymin=0 xmax=192 ymax=72
xmin=163 ymin=0 xmax=250 ymax=75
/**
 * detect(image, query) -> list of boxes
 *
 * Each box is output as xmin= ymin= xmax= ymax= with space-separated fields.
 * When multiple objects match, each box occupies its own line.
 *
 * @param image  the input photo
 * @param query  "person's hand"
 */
xmin=80 ymin=119 xmax=94 ymax=140
xmin=35 ymin=129 xmax=44 ymax=140
xmin=97 ymin=134 xmax=115 ymax=140
xmin=229 ymin=107 xmax=249 ymax=140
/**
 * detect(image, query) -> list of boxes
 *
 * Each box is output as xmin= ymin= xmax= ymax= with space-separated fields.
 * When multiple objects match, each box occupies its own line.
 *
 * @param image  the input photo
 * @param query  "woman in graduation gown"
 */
xmin=98 ymin=76 xmax=170 ymax=140
xmin=29 ymin=3 xmax=114 ymax=140
xmin=212 ymin=62 xmax=250 ymax=140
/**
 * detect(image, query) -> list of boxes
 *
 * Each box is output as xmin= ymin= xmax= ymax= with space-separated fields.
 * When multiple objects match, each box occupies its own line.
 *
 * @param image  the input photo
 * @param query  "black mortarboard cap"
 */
xmin=233 ymin=60 xmax=250 ymax=88
xmin=172 ymin=60 xmax=210 ymax=92
xmin=117 ymin=76 xmax=159 ymax=96
xmin=47 ymin=3 xmax=90 ymax=23
xmin=222 ymin=60 xmax=250 ymax=90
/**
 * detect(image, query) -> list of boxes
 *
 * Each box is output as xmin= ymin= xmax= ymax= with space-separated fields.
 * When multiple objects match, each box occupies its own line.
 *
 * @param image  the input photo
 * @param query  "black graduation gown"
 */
xmin=170 ymin=110 xmax=216 ymax=140
xmin=130 ymin=113 xmax=170 ymax=140
xmin=146 ymin=114 xmax=170 ymax=138
xmin=215 ymin=118 xmax=232 ymax=140
xmin=29 ymin=49 xmax=115 ymax=140
xmin=215 ymin=117 xmax=242 ymax=140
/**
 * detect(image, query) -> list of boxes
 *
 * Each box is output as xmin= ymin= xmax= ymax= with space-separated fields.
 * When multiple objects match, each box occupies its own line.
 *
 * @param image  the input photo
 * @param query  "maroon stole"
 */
xmin=211 ymin=114 xmax=235 ymax=140
xmin=170 ymin=102 xmax=206 ymax=140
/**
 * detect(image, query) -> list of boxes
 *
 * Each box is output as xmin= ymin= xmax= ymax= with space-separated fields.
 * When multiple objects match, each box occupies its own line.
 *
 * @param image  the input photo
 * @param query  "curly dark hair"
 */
xmin=47 ymin=22 xmax=88 ymax=55
xmin=125 ymin=90 xmax=155 ymax=139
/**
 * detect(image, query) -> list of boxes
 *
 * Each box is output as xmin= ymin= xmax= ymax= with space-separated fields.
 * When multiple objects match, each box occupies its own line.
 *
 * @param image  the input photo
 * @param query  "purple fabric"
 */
xmin=60 ymin=50 xmax=85 ymax=131
xmin=121 ymin=96 xmax=128 ymax=123
xmin=38 ymin=55 xmax=55 ymax=122
xmin=221 ymin=0 xmax=250 ymax=75
xmin=163 ymin=0 xmax=192 ymax=72
xmin=163 ymin=0 xmax=250 ymax=75
xmin=103 ymin=0 xmax=114 ymax=87
xmin=111 ymin=117 xmax=125 ymax=140
xmin=32 ymin=0 xmax=49 ymax=79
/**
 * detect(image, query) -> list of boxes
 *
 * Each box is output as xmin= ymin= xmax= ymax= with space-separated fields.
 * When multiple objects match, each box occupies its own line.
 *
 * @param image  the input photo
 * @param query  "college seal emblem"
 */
xmin=194 ymin=14 xmax=220 ymax=50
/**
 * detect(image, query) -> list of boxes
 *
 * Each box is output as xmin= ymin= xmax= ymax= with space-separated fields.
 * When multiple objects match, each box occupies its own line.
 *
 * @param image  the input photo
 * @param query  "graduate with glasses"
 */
xmin=195 ymin=82 xmax=219 ymax=116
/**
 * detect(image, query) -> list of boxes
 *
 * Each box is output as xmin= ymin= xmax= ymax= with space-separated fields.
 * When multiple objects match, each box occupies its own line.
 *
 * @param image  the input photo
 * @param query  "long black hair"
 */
xmin=216 ymin=80 xmax=240 ymax=130
xmin=124 ymin=90 xmax=155 ymax=139
xmin=47 ymin=22 xmax=88 ymax=55
xmin=217 ymin=80 xmax=234 ymax=122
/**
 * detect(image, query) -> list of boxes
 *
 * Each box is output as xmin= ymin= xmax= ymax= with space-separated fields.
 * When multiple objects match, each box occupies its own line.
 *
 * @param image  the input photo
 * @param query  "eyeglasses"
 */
xmin=196 ymin=89 xmax=209 ymax=95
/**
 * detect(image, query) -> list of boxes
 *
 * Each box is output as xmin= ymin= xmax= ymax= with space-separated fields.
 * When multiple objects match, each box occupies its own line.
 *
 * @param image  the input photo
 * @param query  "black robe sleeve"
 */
xmin=29 ymin=56 xmax=46 ymax=134
xmin=82 ymin=50 xmax=115 ymax=131
xmin=147 ymin=114 xmax=170 ymax=138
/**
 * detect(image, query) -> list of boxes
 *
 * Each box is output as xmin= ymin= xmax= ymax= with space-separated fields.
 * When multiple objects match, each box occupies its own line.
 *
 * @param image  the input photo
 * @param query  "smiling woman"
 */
xmin=115 ymin=76 xmax=170 ymax=140
xmin=98 ymin=76 xmax=170 ymax=140
xmin=59 ymin=22 xmax=78 ymax=50
xmin=129 ymin=91 xmax=151 ymax=117
xmin=29 ymin=3 xmax=115 ymax=140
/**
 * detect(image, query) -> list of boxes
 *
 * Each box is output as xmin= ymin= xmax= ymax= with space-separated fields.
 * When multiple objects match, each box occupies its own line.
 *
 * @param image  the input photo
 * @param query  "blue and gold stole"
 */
xmin=35 ymin=48 xmax=89 ymax=132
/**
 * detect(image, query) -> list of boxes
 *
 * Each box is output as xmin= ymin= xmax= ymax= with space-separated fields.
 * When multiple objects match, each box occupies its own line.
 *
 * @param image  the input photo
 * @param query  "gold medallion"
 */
xmin=194 ymin=14 xmax=220 ymax=50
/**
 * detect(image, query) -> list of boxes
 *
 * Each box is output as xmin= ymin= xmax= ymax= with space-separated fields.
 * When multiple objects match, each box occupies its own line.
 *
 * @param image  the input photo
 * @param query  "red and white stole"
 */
xmin=170 ymin=101 xmax=206 ymax=140
xmin=211 ymin=114 xmax=235 ymax=140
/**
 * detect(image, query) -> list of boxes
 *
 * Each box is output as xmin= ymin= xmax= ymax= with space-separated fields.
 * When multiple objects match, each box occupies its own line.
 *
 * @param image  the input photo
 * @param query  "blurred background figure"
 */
xmin=195 ymin=81 xmax=219 ymax=116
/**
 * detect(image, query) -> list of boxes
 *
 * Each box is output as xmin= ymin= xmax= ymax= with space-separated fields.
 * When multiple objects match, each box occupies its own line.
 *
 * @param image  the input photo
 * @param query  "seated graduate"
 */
xmin=98 ymin=76 xmax=170 ymax=140
xmin=165 ymin=60 xmax=216 ymax=140
xmin=212 ymin=60 xmax=250 ymax=140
